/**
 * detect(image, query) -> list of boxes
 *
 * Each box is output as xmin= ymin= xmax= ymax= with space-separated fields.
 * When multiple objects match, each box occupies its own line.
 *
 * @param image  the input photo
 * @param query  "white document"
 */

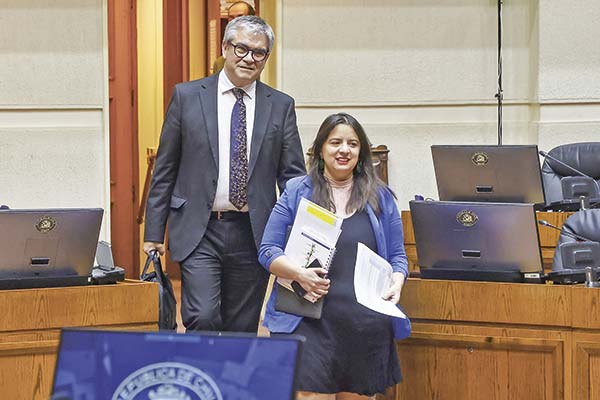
xmin=278 ymin=198 xmax=342 ymax=294
xmin=354 ymin=242 xmax=406 ymax=319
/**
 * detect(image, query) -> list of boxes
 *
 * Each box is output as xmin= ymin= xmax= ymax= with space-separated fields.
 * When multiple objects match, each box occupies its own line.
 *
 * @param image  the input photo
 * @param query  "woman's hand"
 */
xmin=268 ymin=255 xmax=330 ymax=302
xmin=382 ymin=272 xmax=406 ymax=304
xmin=295 ymin=267 xmax=330 ymax=302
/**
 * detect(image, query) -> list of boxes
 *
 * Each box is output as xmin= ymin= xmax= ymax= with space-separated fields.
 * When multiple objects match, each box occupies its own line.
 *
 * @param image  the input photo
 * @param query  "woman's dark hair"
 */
xmin=308 ymin=113 xmax=389 ymax=214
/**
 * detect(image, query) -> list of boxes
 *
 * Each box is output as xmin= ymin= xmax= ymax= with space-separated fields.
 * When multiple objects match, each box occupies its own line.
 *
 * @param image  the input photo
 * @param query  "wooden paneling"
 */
xmin=0 ymin=281 xmax=158 ymax=400
xmin=161 ymin=0 xmax=190 ymax=280
xmin=372 ymin=145 xmax=390 ymax=185
xmin=401 ymin=279 xmax=570 ymax=327
xmin=0 ymin=281 xmax=157 ymax=331
xmin=397 ymin=332 xmax=564 ymax=400
xmin=108 ymin=0 xmax=140 ymax=278
xmin=163 ymin=0 xmax=189 ymax=110
xmin=387 ymin=278 xmax=600 ymax=400
xmin=573 ymin=333 xmax=600 ymax=400
xmin=572 ymin=287 xmax=600 ymax=330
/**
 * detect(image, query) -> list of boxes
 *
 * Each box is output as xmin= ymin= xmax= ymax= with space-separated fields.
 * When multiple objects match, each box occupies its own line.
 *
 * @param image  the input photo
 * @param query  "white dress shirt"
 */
xmin=213 ymin=71 xmax=256 ymax=211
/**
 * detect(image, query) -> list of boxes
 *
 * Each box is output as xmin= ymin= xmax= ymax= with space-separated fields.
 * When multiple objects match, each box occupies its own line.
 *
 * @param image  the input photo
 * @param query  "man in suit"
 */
xmin=143 ymin=16 xmax=305 ymax=332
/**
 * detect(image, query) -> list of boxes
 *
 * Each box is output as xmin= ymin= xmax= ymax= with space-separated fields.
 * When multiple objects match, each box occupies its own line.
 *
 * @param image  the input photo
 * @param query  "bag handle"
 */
xmin=140 ymin=250 xmax=165 ymax=281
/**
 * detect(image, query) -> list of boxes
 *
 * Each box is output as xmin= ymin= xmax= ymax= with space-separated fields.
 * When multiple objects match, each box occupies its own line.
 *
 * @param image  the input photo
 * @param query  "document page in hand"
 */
xmin=354 ymin=242 xmax=406 ymax=319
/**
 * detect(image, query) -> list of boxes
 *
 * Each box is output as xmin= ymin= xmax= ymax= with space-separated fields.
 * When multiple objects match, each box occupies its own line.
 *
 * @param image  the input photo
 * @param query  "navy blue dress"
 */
xmin=293 ymin=210 xmax=401 ymax=395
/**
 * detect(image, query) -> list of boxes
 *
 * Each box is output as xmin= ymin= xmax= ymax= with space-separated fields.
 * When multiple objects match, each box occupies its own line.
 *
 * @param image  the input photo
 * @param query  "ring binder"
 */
xmin=273 ymin=198 xmax=342 ymax=319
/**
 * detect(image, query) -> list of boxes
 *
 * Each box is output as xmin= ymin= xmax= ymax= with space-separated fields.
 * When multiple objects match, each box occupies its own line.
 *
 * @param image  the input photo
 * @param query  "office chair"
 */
xmin=541 ymin=142 xmax=600 ymax=206
xmin=548 ymin=210 xmax=600 ymax=283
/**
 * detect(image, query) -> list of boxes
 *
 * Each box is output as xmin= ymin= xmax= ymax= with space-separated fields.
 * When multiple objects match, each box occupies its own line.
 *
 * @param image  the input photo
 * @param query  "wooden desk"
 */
xmin=381 ymin=278 xmax=600 ymax=400
xmin=402 ymin=210 xmax=573 ymax=273
xmin=0 ymin=280 xmax=158 ymax=400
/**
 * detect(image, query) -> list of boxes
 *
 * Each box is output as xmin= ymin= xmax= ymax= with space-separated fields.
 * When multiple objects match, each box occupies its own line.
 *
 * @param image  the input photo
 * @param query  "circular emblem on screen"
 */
xmin=456 ymin=210 xmax=478 ymax=227
xmin=35 ymin=216 xmax=56 ymax=233
xmin=112 ymin=362 xmax=223 ymax=400
xmin=471 ymin=152 xmax=489 ymax=166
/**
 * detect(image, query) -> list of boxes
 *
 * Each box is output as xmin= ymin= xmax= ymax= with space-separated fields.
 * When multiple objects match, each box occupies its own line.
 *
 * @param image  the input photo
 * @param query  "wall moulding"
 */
xmin=0 ymin=109 xmax=103 ymax=129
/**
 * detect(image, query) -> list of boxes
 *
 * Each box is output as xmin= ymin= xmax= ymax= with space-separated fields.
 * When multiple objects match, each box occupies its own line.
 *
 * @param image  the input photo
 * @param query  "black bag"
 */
xmin=275 ymin=284 xmax=323 ymax=319
xmin=140 ymin=251 xmax=177 ymax=330
xmin=274 ymin=259 xmax=325 ymax=319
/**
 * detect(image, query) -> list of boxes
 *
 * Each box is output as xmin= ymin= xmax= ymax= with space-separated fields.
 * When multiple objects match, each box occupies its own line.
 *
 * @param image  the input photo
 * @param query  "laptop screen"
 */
xmin=0 ymin=208 xmax=103 ymax=289
xmin=431 ymin=145 xmax=545 ymax=204
xmin=51 ymin=329 xmax=304 ymax=400
xmin=409 ymin=200 xmax=543 ymax=281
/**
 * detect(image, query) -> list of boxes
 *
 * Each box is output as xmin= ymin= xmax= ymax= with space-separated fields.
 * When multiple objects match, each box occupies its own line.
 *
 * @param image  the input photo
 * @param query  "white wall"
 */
xmin=278 ymin=0 xmax=600 ymax=209
xmin=536 ymin=0 xmax=600 ymax=152
xmin=0 ymin=0 xmax=598 ymax=233
xmin=0 ymin=0 xmax=109 ymax=236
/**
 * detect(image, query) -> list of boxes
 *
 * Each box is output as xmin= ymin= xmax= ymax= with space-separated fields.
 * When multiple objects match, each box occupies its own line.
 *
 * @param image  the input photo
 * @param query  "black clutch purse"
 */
xmin=274 ymin=259 xmax=325 ymax=319
xmin=275 ymin=284 xmax=323 ymax=319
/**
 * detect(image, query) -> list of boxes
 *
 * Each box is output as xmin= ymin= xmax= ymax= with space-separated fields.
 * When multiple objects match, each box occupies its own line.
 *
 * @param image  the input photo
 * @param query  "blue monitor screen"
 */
xmin=51 ymin=329 xmax=303 ymax=400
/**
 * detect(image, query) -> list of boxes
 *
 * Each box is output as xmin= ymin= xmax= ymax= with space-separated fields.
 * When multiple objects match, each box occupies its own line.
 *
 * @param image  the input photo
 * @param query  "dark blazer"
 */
xmin=144 ymin=74 xmax=306 ymax=262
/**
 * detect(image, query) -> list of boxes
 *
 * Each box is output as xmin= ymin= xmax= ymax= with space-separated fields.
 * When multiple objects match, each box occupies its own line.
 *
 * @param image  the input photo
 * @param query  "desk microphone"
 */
xmin=538 ymin=219 xmax=592 ymax=242
xmin=539 ymin=150 xmax=600 ymax=198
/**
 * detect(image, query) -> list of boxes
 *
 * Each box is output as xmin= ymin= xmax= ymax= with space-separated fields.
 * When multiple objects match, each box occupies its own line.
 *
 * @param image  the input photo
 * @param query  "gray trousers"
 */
xmin=179 ymin=213 xmax=270 ymax=332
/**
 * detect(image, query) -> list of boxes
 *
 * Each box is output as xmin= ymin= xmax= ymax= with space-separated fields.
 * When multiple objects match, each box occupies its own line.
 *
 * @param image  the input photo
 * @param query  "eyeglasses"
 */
xmin=229 ymin=42 xmax=269 ymax=62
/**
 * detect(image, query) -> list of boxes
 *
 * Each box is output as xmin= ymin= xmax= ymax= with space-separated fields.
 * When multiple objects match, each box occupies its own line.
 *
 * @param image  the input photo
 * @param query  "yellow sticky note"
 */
xmin=306 ymin=203 xmax=336 ymax=225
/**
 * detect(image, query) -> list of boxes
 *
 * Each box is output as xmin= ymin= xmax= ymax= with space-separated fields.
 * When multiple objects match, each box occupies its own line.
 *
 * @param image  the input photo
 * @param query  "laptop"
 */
xmin=0 ymin=208 xmax=103 ymax=289
xmin=51 ymin=329 xmax=304 ymax=400
xmin=409 ymin=200 xmax=544 ymax=283
xmin=431 ymin=145 xmax=546 ymax=205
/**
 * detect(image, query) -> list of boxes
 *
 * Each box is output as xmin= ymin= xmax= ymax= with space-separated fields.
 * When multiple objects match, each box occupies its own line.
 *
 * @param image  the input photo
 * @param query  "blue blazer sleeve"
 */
xmin=381 ymin=188 xmax=409 ymax=277
xmin=258 ymin=177 xmax=304 ymax=271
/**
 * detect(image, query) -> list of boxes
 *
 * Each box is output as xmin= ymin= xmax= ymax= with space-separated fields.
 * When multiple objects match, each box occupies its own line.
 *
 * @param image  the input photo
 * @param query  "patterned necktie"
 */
xmin=229 ymin=88 xmax=248 ymax=210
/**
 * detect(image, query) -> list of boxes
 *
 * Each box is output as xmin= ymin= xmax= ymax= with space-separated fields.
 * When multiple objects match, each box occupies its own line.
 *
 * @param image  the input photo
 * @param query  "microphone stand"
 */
xmin=495 ymin=0 xmax=504 ymax=146
xmin=538 ymin=219 xmax=593 ymax=242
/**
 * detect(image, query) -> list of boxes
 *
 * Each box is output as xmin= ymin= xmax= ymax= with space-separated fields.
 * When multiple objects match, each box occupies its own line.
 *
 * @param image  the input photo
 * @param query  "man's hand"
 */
xmin=143 ymin=241 xmax=165 ymax=256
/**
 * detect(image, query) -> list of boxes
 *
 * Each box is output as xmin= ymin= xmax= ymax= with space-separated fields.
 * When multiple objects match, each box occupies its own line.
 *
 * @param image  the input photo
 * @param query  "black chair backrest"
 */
xmin=552 ymin=209 xmax=600 ymax=270
xmin=541 ymin=142 xmax=600 ymax=204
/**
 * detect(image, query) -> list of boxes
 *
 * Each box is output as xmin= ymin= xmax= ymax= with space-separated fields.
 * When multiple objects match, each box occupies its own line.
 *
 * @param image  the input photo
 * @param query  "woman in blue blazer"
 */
xmin=259 ymin=113 xmax=410 ymax=399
